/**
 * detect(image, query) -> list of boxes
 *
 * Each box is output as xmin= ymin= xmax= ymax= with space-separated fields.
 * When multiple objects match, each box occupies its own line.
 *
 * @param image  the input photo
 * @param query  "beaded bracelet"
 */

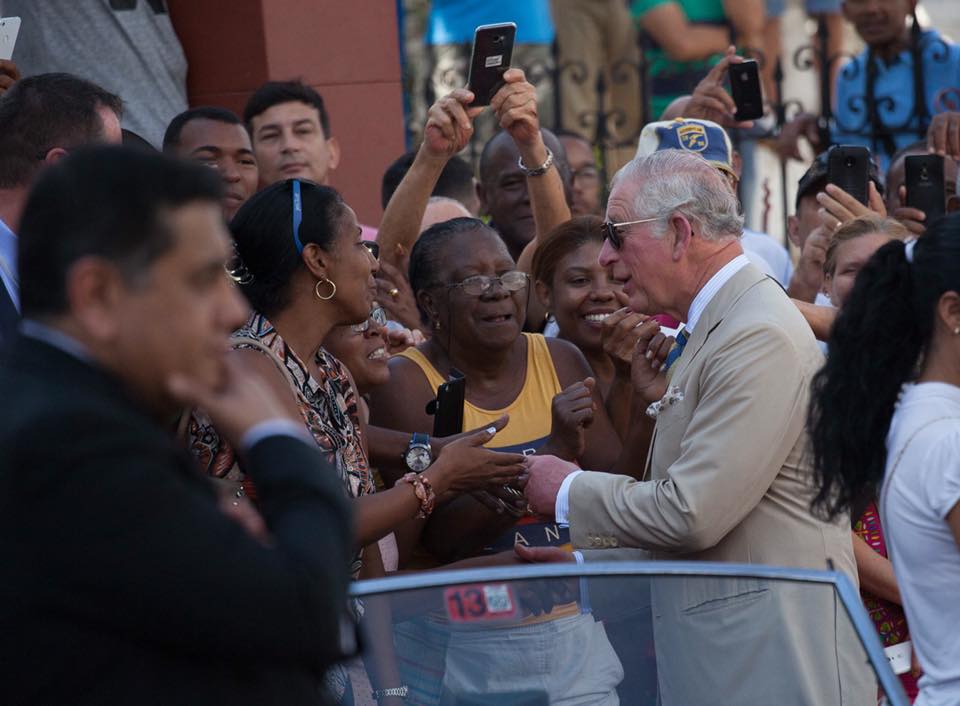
xmin=398 ymin=472 xmax=436 ymax=519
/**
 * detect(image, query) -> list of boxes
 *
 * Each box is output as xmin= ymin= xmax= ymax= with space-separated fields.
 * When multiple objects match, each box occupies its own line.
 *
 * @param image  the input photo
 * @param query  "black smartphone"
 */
xmin=466 ymin=22 xmax=516 ymax=106
xmin=431 ymin=369 xmax=466 ymax=438
xmin=905 ymin=154 xmax=946 ymax=219
xmin=827 ymin=145 xmax=871 ymax=205
xmin=728 ymin=60 xmax=764 ymax=121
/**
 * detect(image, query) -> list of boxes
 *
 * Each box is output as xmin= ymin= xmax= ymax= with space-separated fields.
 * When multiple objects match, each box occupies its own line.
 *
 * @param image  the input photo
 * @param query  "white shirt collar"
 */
xmin=685 ymin=255 xmax=750 ymax=333
xmin=20 ymin=319 xmax=94 ymax=363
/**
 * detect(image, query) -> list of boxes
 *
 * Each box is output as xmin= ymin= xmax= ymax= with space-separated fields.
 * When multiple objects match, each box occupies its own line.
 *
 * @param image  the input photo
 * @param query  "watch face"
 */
xmin=406 ymin=446 xmax=432 ymax=472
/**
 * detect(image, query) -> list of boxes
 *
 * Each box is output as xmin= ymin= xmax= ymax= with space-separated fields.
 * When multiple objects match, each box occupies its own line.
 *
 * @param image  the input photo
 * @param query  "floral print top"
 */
xmin=187 ymin=312 xmax=373 ymax=575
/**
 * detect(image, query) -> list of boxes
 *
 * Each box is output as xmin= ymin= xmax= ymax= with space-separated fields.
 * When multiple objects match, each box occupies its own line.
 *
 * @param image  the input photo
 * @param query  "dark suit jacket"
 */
xmin=0 ymin=335 xmax=354 ymax=705
xmin=0 ymin=280 xmax=18 ymax=349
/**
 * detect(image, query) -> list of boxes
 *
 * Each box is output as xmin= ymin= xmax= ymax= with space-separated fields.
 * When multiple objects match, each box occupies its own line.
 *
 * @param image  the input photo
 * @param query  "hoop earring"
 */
xmin=315 ymin=277 xmax=337 ymax=301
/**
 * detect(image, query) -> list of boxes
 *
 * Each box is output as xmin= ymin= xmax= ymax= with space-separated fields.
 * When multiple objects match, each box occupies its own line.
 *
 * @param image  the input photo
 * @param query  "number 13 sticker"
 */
xmin=444 ymin=583 xmax=517 ymax=622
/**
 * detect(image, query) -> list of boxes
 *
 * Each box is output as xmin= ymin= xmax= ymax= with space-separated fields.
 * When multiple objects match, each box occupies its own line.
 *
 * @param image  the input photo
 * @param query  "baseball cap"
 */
xmin=795 ymin=147 xmax=884 ymax=210
xmin=636 ymin=118 xmax=736 ymax=179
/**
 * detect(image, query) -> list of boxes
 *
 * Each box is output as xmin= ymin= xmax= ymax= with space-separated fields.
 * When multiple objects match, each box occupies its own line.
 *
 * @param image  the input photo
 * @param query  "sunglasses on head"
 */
xmin=601 ymin=216 xmax=659 ymax=250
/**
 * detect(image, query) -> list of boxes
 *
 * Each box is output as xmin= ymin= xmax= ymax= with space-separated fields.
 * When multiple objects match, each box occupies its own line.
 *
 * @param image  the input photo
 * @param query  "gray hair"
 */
xmin=611 ymin=150 xmax=744 ymax=241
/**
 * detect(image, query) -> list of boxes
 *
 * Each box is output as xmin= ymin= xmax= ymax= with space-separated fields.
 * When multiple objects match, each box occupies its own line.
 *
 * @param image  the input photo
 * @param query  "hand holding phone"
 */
xmin=430 ymin=370 xmax=466 ymax=438
xmin=827 ymin=145 xmax=871 ymax=206
xmin=467 ymin=23 xmax=516 ymax=106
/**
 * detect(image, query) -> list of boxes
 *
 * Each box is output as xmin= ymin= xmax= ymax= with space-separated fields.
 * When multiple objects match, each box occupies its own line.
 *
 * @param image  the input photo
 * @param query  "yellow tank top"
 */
xmin=398 ymin=333 xmax=562 ymax=455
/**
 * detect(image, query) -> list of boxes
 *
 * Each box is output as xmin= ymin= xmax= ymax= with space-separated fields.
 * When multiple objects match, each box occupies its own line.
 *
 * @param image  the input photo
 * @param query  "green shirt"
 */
xmin=632 ymin=0 xmax=728 ymax=117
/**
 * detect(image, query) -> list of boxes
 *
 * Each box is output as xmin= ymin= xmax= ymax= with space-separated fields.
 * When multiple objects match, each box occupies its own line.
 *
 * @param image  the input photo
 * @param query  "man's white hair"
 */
xmin=611 ymin=150 xmax=744 ymax=241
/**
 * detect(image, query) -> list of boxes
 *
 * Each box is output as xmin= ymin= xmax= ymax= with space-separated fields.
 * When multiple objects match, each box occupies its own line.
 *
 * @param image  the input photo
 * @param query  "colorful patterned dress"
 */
xmin=853 ymin=501 xmax=920 ymax=701
xmin=188 ymin=312 xmax=374 ymax=574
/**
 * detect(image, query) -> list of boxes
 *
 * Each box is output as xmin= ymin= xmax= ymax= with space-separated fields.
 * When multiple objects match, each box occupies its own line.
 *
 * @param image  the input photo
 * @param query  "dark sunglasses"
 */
xmin=601 ymin=216 xmax=659 ymax=250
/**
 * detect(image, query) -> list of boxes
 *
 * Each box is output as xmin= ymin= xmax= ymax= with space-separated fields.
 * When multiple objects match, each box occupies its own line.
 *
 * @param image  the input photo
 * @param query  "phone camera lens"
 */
xmin=740 ymin=73 xmax=748 ymax=81
xmin=845 ymin=157 xmax=855 ymax=168
xmin=493 ymin=35 xmax=504 ymax=44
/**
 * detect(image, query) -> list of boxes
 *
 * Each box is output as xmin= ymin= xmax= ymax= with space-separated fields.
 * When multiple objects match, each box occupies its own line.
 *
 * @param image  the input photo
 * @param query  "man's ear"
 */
xmin=534 ymin=279 xmax=553 ymax=311
xmin=43 ymin=147 xmax=69 ymax=166
xmin=787 ymin=215 xmax=801 ymax=248
xmin=326 ymin=136 xmax=341 ymax=174
xmin=65 ymin=257 xmax=127 ymax=342
xmin=670 ymin=214 xmax=693 ymax=261
xmin=476 ymin=181 xmax=489 ymax=218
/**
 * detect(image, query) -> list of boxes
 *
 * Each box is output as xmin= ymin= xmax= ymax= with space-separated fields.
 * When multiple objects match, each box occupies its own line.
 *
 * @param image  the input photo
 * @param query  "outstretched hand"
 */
xmin=491 ymin=68 xmax=541 ymax=148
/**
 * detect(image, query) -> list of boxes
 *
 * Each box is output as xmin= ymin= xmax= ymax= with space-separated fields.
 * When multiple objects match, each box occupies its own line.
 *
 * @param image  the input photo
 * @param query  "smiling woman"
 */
xmin=369 ymin=217 xmax=625 ymax=563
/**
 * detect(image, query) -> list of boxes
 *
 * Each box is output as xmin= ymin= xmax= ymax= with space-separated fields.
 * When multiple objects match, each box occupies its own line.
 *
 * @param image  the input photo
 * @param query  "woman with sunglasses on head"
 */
xmin=809 ymin=213 xmax=960 ymax=706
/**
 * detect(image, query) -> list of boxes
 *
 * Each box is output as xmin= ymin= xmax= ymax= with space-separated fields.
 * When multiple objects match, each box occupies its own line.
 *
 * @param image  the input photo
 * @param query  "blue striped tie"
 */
xmin=663 ymin=328 xmax=688 ymax=372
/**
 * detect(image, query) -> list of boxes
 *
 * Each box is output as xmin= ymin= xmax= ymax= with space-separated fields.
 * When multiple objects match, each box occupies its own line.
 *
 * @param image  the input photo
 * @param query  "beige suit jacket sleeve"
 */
xmin=568 ymin=323 xmax=808 ymax=553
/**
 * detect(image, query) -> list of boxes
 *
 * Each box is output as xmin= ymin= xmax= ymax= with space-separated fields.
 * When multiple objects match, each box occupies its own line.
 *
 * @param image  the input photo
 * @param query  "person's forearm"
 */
xmin=852 ymin=533 xmax=901 ymax=604
xmin=377 ymin=145 xmax=448 ymax=269
xmin=722 ymin=0 xmax=764 ymax=50
xmin=517 ymin=138 xmax=571 ymax=329
xmin=792 ymin=299 xmax=836 ymax=341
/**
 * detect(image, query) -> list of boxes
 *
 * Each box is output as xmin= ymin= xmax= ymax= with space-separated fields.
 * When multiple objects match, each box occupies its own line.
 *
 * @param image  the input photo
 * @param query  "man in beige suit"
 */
xmin=524 ymin=150 xmax=874 ymax=705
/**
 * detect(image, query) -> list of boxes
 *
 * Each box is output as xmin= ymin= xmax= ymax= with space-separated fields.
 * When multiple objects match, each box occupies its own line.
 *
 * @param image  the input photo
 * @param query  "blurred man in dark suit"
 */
xmin=0 ymin=72 xmax=123 ymax=347
xmin=0 ymin=146 xmax=354 ymax=705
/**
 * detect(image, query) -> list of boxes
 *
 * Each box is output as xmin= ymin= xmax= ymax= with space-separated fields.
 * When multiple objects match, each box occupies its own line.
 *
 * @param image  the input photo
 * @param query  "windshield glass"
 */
xmin=338 ymin=564 xmax=906 ymax=706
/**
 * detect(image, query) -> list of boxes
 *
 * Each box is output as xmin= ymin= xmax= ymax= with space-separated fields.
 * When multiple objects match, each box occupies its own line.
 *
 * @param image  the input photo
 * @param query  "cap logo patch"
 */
xmin=677 ymin=124 xmax=708 ymax=152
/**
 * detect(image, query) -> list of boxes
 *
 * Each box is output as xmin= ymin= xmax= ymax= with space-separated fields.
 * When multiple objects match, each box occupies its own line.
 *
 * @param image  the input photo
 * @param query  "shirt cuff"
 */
xmin=555 ymin=469 xmax=584 ymax=527
xmin=242 ymin=419 xmax=314 ymax=451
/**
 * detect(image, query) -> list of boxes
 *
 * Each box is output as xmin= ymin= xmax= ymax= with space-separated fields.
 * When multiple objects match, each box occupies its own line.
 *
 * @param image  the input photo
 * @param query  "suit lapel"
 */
xmin=667 ymin=264 xmax=768 ymax=384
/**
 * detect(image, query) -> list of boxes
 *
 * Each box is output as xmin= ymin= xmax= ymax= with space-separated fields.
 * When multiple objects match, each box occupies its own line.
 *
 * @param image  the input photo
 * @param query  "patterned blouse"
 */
xmin=188 ymin=312 xmax=374 ymax=573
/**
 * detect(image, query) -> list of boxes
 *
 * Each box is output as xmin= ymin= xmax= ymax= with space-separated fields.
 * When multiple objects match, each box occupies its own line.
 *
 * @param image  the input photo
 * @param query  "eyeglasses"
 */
xmin=446 ymin=270 xmax=529 ymax=297
xmin=352 ymin=305 xmax=388 ymax=334
xmin=292 ymin=179 xmax=305 ymax=254
xmin=362 ymin=241 xmax=380 ymax=260
xmin=601 ymin=216 xmax=659 ymax=250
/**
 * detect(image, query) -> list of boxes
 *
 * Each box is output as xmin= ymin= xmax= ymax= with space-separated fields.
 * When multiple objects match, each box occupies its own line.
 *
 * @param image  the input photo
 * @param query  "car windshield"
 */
xmin=340 ymin=561 xmax=908 ymax=706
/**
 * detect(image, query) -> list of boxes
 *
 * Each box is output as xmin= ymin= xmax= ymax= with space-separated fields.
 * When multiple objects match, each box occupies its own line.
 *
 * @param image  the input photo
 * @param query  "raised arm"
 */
xmin=377 ymin=90 xmax=482 ymax=271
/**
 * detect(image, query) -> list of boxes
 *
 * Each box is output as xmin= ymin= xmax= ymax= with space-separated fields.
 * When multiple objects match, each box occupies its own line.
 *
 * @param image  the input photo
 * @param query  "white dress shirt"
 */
xmin=554 ymin=255 xmax=751 ymax=525
xmin=0 ymin=217 xmax=19 ymax=312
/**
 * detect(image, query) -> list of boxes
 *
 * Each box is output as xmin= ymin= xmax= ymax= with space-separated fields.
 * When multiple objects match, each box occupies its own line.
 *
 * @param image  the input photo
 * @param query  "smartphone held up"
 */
xmin=466 ymin=22 xmax=516 ymax=106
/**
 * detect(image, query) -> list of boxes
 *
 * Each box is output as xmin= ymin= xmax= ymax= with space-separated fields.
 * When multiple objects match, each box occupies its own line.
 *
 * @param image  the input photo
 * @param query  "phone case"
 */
xmin=729 ymin=60 xmax=764 ymax=121
xmin=905 ymin=155 xmax=946 ymax=219
xmin=0 ymin=17 xmax=21 ymax=61
xmin=827 ymin=146 xmax=871 ymax=206
xmin=466 ymin=23 xmax=516 ymax=106
xmin=432 ymin=371 xmax=466 ymax=438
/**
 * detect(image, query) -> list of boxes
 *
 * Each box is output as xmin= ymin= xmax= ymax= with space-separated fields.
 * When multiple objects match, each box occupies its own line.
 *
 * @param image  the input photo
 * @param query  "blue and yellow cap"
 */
xmin=636 ymin=118 xmax=736 ymax=179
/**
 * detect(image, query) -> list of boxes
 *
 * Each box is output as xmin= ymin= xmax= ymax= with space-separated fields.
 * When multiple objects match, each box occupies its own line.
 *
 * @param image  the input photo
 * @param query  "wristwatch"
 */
xmin=403 ymin=432 xmax=432 ymax=473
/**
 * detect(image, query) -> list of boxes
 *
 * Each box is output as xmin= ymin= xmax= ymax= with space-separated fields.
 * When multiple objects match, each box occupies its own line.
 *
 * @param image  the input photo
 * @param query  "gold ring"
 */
xmin=388 ymin=287 xmax=400 ymax=299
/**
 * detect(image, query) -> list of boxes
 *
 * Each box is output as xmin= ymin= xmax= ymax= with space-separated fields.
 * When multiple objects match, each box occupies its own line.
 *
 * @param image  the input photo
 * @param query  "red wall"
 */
xmin=168 ymin=0 xmax=405 ymax=226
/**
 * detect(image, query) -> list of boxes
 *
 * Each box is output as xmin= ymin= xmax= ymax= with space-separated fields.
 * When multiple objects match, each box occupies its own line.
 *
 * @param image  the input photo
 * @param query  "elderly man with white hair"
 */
xmin=523 ymin=150 xmax=874 ymax=705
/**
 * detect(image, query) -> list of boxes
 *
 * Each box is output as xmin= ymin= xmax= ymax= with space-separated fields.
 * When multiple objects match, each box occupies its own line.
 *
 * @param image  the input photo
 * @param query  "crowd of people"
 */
xmin=1 ymin=1 xmax=960 ymax=705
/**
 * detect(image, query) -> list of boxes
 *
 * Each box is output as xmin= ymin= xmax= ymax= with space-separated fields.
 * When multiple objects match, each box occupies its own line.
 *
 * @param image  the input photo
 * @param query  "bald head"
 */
xmin=420 ymin=196 xmax=472 ymax=232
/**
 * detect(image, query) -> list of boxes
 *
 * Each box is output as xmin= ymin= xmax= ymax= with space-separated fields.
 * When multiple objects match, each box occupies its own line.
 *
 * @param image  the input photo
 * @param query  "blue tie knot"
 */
xmin=663 ymin=328 xmax=688 ymax=372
